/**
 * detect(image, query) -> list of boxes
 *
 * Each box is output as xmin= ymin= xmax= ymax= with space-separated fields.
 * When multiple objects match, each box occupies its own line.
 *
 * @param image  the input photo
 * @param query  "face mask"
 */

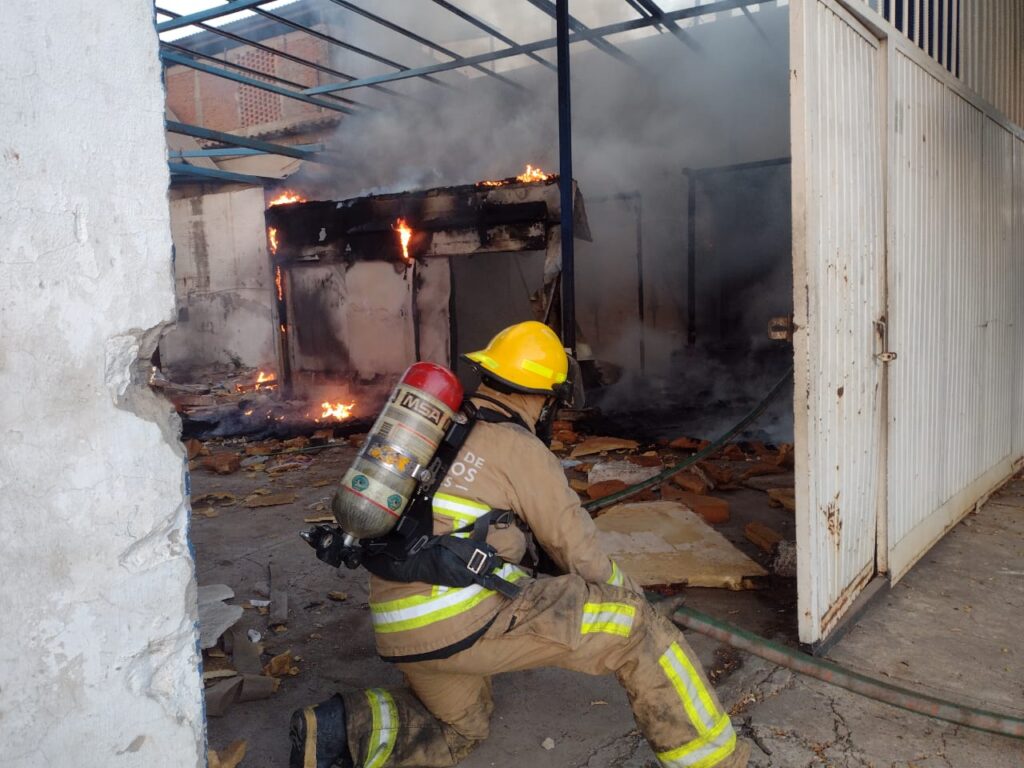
xmin=536 ymin=397 xmax=557 ymax=446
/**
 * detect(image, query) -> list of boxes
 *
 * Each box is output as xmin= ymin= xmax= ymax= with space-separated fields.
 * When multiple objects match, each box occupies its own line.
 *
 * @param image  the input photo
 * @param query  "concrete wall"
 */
xmin=161 ymin=186 xmax=277 ymax=372
xmin=0 ymin=4 xmax=203 ymax=768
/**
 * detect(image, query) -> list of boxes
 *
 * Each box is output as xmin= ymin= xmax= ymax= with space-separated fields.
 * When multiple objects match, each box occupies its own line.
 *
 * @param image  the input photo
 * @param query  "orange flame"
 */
xmin=255 ymin=371 xmax=276 ymax=389
xmin=394 ymin=218 xmax=413 ymax=264
xmin=516 ymin=164 xmax=551 ymax=183
xmin=321 ymin=400 xmax=356 ymax=421
xmin=269 ymin=190 xmax=306 ymax=207
xmin=268 ymin=227 xmax=279 ymax=254
xmin=274 ymin=266 xmax=283 ymax=301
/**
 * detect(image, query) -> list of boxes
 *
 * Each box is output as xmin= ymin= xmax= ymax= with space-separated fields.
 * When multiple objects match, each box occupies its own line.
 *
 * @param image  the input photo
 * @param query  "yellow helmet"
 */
xmin=463 ymin=321 xmax=568 ymax=395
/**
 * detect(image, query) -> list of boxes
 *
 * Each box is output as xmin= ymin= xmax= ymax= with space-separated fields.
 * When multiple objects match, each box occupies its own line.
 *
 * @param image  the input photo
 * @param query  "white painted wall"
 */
xmin=0 ymin=4 xmax=203 ymax=768
xmin=161 ymin=186 xmax=276 ymax=371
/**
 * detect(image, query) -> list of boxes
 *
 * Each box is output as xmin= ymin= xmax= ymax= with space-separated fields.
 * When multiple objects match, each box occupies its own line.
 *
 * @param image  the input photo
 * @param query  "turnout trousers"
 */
xmin=341 ymin=575 xmax=750 ymax=768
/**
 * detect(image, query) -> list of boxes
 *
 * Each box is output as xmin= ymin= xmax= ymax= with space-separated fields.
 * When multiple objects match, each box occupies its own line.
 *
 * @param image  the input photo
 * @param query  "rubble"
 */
xmin=570 ymin=436 xmax=639 ymax=458
xmin=772 ymin=540 xmax=797 ymax=577
xmin=586 ymin=479 xmax=628 ymax=500
xmin=197 ymin=584 xmax=243 ymax=650
xmin=595 ymin=502 xmax=766 ymax=589
xmin=201 ymin=452 xmax=242 ymax=475
xmin=587 ymin=460 xmax=661 ymax=487
xmin=208 ymin=740 xmax=247 ymax=768
xmin=666 ymin=490 xmax=729 ymax=525
xmin=739 ymin=462 xmax=788 ymax=481
xmin=269 ymin=563 xmax=289 ymax=628
xmin=669 ymin=436 xmax=709 ymax=451
xmin=744 ymin=521 xmax=783 ymax=554
xmin=767 ymin=487 xmax=796 ymax=512
xmin=671 ymin=470 xmax=709 ymax=495
xmin=243 ymin=492 xmax=297 ymax=508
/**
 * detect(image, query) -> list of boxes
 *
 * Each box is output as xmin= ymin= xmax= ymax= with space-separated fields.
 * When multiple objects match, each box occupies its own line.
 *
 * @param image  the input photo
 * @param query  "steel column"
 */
xmin=556 ymin=0 xmax=575 ymax=354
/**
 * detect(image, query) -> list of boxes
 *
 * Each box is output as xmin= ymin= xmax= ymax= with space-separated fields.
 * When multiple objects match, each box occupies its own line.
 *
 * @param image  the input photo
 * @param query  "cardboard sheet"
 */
xmin=595 ymin=501 xmax=767 ymax=589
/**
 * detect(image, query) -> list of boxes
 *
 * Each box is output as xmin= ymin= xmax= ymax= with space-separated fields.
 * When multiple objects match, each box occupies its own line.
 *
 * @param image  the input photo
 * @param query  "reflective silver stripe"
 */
xmin=581 ymin=602 xmax=635 ymax=637
xmin=656 ymin=713 xmax=736 ymax=767
xmin=432 ymin=493 xmax=490 ymax=539
xmin=371 ymin=563 xmax=526 ymax=633
xmin=659 ymin=643 xmax=720 ymax=735
xmin=606 ymin=561 xmax=625 ymax=587
xmin=364 ymin=688 xmax=398 ymax=768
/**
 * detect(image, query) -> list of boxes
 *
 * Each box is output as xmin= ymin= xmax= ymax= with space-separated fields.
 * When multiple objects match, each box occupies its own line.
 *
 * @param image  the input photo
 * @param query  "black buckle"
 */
xmin=467 ymin=548 xmax=488 ymax=575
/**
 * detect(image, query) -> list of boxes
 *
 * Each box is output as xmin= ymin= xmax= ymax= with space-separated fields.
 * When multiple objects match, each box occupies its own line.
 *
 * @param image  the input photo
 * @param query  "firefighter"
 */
xmin=291 ymin=320 xmax=751 ymax=768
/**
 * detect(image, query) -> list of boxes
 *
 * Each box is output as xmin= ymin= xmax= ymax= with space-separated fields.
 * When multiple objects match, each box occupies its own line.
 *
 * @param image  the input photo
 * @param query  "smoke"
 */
xmin=288 ymin=1 xmax=793 ymax=439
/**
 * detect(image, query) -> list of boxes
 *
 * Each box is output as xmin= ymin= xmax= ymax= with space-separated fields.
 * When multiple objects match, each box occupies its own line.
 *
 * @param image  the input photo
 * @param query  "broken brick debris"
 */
xmin=697 ymin=461 xmax=734 ymax=487
xmin=717 ymin=444 xmax=747 ymax=461
xmin=586 ymin=479 xmax=628 ymax=500
xmin=263 ymin=649 xmax=300 ymax=678
xmin=671 ymin=470 xmax=708 ymax=495
xmin=243 ymin=492 xmax=297 ymax=508
xmin=627 ymin=454 xmax=663 ymax=468
xmin=744 ymin=521 xmax=783 ymax=554
xmin=282 ymin=435 xmax=309 ymax=450
xmin=669 ymin=436 xmax=710 ymax=452
xmin=569 ymin=478 xmax=589 ymax=493
xmin=570 ymin=436 xmax=639 ymax=458
xmin=201 ymin=452 xmax=242 ymax=475
xmin=740 ymin=462 xmax=787 ymax=481
xmin=767 ymin=487 xmax=796 ymax=512
xmin=184 ymin=438 xmax=204 ymax=460
xmin=661 ymin=487 xmax=729 ymax=524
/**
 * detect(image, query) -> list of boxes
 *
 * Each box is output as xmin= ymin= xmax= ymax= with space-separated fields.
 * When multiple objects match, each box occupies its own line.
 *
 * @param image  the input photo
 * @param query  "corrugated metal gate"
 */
xmin=791 ymin=0 xmax=887 ymax=644
xmin=793 ymin=0 xmax=1024 ymax=644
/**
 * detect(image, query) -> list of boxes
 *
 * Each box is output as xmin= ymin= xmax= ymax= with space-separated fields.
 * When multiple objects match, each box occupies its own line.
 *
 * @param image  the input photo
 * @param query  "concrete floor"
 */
xmin=194 ymin=444 xmax=1024 ymax=768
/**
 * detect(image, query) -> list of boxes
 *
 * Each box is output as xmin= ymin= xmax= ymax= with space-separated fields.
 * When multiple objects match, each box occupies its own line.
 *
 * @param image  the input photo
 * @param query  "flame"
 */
xmin=479 ymin=164 xmax=553 ymax=187
xmin=280 ymin=323 xmax=287 ymax=333
xmin=393 ymin=218 xmax=413 ymax=264
xmin=516 ymin=164 xmax=551 ymax=183
xmin=321 ymin=400 xmax=356 ymax=421
xmin=255 ymin=370 xmax=276 ymax=390
xmin=268 ymin=190 xmax=306 ymax=207
xmin=268 ymin=227 xmax=279 ymax=254
xmin=274 ymin=266 xmax=283 ymax=301
xmin=244 ymin=409 xmax=254 ymax=416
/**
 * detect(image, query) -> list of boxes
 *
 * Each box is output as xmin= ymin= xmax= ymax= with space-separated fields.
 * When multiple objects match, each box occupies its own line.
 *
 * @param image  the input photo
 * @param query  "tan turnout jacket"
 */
xmin=369 ymin=385 xmax=637 ymax=659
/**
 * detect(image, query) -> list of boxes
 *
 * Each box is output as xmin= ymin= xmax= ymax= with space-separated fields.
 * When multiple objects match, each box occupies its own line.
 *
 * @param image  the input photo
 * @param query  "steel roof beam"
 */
xmin=250 ymin=6 xmax=455 ymax=92
xmin=155 ymin=5 xmax=380 ymax=106
xmin=523 ymin=0 xmax=641 ymax=68
xmin=429 ymin=0 xmax=556 ymax=72
xmin=160 ymin=49 xmax=355 ymax=113
xmin=629 ymin=0 xmax=703 ymax=52
xmin=168 ymin=162 xmax=280 ymax=185
xmin=170 ymin=143 xmax=323 ymax=158
xmin=160 ymin=41 xmax=366 ymax=111
xmin=304 ymin=0 xmax=765 ymax=96
xmin=166 ymin=120 xmax=344 ymax=166
xmin=327 ymin=0 xmax=524 ymax=91
xmin=156 ymin=0 xmax=272 ymax=32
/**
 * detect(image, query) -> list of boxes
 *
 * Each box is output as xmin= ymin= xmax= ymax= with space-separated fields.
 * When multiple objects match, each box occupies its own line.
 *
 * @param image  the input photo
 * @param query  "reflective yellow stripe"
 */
xmin=468 ymin=352 xmax=499 ymax=371
xmin=659 ymin=642 xmax=721 ymax=736
xmin=432 ymin=493 xmax=490 ymax=539
xmin=606 ymin=561 xmax=625 ymax=587
xmin=364 ymin=689 xmax=398 ymax=768
xmin=656 ymin=713 xmax=736 ymax=767
xmin=581 ymin=602 xmax=636 ymax=637
xmin=302 ymin=707 xmax=317 ymax=768
xmin=520 ymin=358 xmax=567 ymax=383
xmin=371 ymin=564 xmax=527 ymax=633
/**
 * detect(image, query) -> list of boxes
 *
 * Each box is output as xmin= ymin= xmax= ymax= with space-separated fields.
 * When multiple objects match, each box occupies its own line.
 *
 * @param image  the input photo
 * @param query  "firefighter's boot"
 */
xmin=289 ymin=695 xmax=354 ymax=768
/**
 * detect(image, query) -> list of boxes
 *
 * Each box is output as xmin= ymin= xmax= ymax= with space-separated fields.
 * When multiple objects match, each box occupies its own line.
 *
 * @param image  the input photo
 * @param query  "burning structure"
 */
xmin=263 ymin=171 xmax=590 ymax=411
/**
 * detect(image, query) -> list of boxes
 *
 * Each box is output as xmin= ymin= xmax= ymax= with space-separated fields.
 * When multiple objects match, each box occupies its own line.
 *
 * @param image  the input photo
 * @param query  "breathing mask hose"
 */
xmin=669 ymin=604 xmax=1024 ymax=740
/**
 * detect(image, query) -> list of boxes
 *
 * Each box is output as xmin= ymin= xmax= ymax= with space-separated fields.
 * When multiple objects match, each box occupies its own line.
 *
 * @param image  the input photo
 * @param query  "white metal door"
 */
xmin=791 ymin=0 xmax=887 ymax=644
xmin=886 ymin=52 xmax=1018 ymax=581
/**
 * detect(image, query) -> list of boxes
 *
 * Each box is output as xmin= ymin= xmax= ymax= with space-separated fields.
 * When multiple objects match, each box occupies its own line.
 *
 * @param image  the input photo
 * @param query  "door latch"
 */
xmin=873 ymin=319 xmax=896 ymax=363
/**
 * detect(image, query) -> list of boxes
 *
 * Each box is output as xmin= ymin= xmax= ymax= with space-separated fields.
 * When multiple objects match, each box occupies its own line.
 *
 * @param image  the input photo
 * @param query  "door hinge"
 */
xmin=873 ymin=319 xmax=896 ymax=363
xmin=875 ymin=351 xmax=897 ymax=363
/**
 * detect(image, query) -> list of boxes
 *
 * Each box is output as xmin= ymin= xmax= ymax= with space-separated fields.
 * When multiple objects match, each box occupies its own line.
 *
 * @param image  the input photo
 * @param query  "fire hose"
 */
xmin=578 ymin=365 xmax=1024 ymax=739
